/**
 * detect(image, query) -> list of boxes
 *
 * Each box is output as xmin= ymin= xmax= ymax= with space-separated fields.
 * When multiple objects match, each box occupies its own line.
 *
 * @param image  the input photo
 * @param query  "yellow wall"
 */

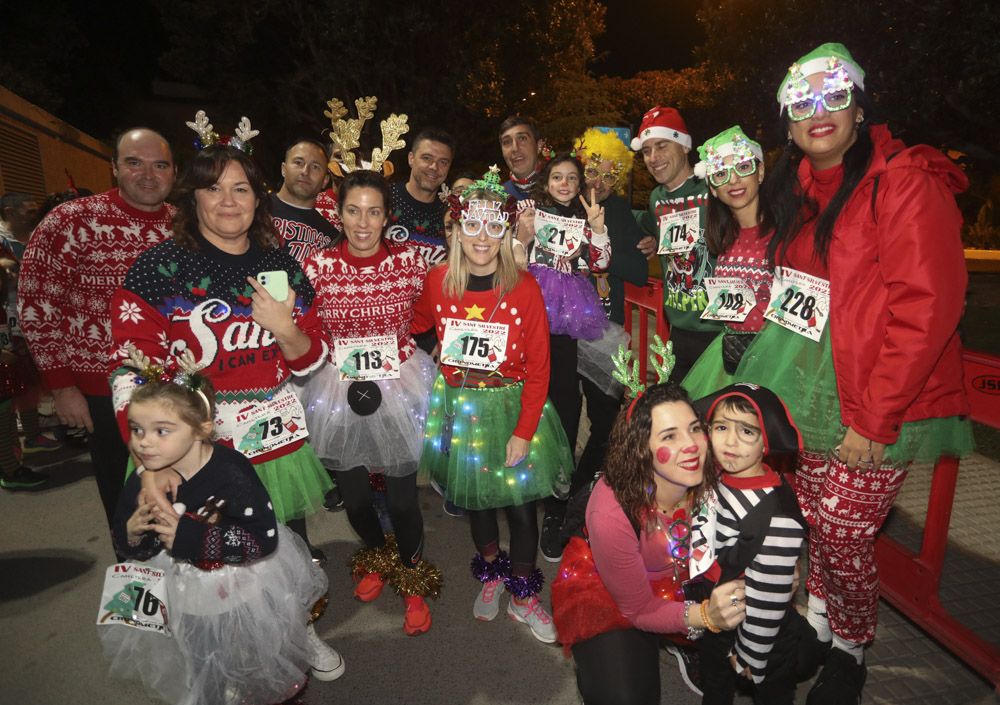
xmin=0 ymin=85 xmax=112 ymax=196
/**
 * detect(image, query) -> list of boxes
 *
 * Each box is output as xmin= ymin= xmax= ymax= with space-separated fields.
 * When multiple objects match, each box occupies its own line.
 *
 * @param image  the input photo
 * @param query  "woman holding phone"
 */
xmin=109 ymin=143 xmax=333 ymax=559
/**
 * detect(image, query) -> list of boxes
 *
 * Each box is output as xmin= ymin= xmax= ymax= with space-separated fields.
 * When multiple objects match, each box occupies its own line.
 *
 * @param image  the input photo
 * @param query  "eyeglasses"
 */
xmin=666 ymin=518 xmax=690 ymax=561
xmin=787 ymin=88 xmax=853 ymax=122
xmin=461 ymin=218 xmax=507 ymax=239
xmin=583 ymin=165 xmax=619 ymax=185
xmin=707 ymin=159 xmax=758 ymax=188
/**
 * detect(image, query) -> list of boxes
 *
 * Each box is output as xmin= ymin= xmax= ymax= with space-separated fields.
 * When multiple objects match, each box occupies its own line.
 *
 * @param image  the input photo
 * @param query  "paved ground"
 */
xmin=2 ymin=441 xmax=998 ymax=705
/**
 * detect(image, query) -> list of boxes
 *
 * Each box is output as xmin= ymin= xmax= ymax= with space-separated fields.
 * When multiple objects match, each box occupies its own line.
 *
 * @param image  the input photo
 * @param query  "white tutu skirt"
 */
xmin=99 ymin=525 xmax=327 ymax=705
xmin=296 ymin=349 xmax=436 ymax=477
xmin=577 ymin=321 xmax=630 ymax=397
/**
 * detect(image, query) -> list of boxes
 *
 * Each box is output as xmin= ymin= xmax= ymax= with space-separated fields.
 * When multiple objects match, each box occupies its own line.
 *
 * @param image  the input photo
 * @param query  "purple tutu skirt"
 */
xmin=529 ymin=264 xmax=609 ymax=341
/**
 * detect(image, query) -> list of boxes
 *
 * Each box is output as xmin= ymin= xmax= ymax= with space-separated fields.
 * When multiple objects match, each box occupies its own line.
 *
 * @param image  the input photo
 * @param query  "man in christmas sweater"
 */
xmin=633 ymin=107 xmax=722 ymax=382
xmin=386 ymin=129 xmax=453 ymax=268
xmin=271 ymin=138 xmax=339 ymax=265
xmin=18 ymin=128 xmax=175 ymax=525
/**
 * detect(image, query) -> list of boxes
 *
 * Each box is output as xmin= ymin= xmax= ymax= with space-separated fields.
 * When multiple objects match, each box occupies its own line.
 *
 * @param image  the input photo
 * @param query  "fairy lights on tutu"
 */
xmin=185 ymin=110 xmax=259 ymax=154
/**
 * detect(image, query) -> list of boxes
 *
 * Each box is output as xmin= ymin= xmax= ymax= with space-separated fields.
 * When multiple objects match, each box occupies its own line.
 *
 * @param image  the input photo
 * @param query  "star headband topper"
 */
xmin=186 ymin=110 xmax=259 ymax=154
xmin=324 ymin=96 xmax=409 ymax=176
xmin=123 ymin=344 xmax=213 ymax=417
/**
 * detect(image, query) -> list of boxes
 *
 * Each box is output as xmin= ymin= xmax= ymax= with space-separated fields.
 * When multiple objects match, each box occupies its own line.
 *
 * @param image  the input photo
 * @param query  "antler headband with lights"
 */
xmin=124 ymin=345 xmax=213 ymax=418
xmin=186 ymin=110 xmax=260 ymax=154
xmin=611 ymin=335 xmax=676 ymax=421
xmin=324 ymin=96 xmax=409 ymax=176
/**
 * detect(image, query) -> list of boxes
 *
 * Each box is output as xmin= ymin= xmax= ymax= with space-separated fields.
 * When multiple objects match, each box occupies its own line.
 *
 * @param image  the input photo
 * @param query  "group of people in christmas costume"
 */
xmin=68 ymin=37 xmax=972 ymax=705
xmin=555 ymin=41 xmax=969 ymax=705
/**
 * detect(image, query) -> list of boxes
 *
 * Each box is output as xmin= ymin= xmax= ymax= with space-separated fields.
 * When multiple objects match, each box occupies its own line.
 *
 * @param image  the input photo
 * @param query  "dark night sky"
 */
xmin=16 ymin=1 xmax=703 ymax=141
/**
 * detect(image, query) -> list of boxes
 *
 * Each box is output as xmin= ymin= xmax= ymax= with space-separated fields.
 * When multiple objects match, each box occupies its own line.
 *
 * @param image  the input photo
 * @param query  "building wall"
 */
xmin=0 ymin=85 xmax=112 ymax=198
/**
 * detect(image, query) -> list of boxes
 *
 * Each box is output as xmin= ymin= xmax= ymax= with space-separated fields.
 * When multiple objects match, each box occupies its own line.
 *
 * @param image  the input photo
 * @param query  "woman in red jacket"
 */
xmin=737 ymin=43 xmax=973 ymax=703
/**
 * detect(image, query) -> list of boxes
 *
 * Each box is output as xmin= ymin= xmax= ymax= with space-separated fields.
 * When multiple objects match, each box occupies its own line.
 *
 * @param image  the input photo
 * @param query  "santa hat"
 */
xmin=630 ymin=107 xmax=691 ymax=152
xmin=694 ymin=382 xmax=802 ymax=456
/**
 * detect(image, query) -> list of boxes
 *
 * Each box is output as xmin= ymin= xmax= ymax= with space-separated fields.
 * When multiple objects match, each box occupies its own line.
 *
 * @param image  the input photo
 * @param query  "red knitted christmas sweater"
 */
xmin=303 ymin=239 xmax=428 ymax=362
xmin=17 ymin=189 xmax=174 ymax=394
xmin=712 ymin=224 xmax=772 ymax=333
xmin=412 ymin=265 xmax=551 ymax=439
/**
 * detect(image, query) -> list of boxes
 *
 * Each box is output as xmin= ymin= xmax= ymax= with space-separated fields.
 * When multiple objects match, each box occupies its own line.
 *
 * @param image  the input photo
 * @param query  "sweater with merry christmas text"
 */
xmin=17 ymin=189 xmax=174 ymax=394
xmin=303 ymin=239 xmax=427 ymax=363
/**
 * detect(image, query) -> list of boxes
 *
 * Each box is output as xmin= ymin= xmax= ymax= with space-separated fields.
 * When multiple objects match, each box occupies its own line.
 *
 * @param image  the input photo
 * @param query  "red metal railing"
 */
xmin=624 ymin=278 xmax=1000 ymax=688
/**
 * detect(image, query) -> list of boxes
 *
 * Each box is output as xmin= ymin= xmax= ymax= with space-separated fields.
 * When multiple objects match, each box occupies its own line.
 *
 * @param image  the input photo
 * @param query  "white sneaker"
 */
xmin=506 ymin=596 xmax=558 ymax=644
xmin=473 ymin=578 xmax=505 ymax=621
xmin=306 ymin=624 xmax=345 ymax=681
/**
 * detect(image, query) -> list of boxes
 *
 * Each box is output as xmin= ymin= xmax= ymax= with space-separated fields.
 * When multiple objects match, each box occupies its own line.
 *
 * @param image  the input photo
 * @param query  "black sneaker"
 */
xmin=443 ymin=499 xmax=466 ymax=517
xmin=796 ymin=620 xmax=832 ymax=682
xmin=539 ymin=513 xmax=565 ymax=562
xmin=1 ymin=466 xmax=48 ymax=490
xmin=664 ymin=644 xmax=702 ymax=697
xmin=309 ymin=545 xmax=327 ymax=566
xmin=806 ymin=647 xmax=866 ymax=705
xmin=323 ymin=485 xmax=344 ymax=512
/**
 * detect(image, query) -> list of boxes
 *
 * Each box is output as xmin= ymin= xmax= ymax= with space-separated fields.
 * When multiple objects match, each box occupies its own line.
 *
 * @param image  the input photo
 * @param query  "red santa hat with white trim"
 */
xmin=630 ymin=106 xmax=692 ymax=152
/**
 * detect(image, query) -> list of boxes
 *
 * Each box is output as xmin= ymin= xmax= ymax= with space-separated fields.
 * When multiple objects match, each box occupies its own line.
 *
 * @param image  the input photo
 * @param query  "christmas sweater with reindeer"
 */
xmin=387 ymin=182 xmax=449 ymax=267
xmin=412 ymin=266 xmax=551 ymax=440
xmin=109 ymin=235 xmax=327 ymax=464
xmin=303 ymin=239 xmax=427 ymax=366
xmin=112 ymin=444 xmax=279 ymax=568
xmin=17 ymin=189 xmax=174 ymax=394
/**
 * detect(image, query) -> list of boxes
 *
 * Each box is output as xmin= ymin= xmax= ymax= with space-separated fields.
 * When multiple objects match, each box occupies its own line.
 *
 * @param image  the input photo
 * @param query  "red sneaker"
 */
xmin=403 ymin=595 xmax=431 ymax=636
xmin=353 ymin=572 xmax=385 ymax=602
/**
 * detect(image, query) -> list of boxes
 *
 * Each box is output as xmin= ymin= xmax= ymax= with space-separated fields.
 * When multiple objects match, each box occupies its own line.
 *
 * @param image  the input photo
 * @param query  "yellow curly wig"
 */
xmin=574 ymin=128 xmax=635 ymax=195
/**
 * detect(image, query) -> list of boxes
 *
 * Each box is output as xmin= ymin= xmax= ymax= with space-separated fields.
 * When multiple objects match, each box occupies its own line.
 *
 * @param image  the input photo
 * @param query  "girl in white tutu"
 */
xmin=100 ymin=349 xmax=343 ymax=705
xmin=298 ymin=169 xmax=441 ymax=636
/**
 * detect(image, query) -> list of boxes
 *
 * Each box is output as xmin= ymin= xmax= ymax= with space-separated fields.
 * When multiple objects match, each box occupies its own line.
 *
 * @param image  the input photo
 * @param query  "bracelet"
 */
xmin=700 ymin=599 xmax=722 ymax=633
xmin=684 ymin=600 xmax=704 ymax=640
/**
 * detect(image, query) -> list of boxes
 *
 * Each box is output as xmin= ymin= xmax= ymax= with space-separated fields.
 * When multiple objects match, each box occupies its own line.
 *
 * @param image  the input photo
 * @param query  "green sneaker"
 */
xmin=1 ymin=466 xmax=48 ymax=490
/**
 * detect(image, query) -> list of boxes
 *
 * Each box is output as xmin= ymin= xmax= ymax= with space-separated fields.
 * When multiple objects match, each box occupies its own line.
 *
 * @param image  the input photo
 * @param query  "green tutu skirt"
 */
xmin=124 ymin=443 xmax=332 ymax=524
xmin=419 ymin=375 xmax=573 ymax=510
xmin=735 ymin=322 xmax=974 ymax=464
xmin=681 ymin=329 xmax=737 ymax=399
xmin=252 ymin=444 xmax=333 ymax=522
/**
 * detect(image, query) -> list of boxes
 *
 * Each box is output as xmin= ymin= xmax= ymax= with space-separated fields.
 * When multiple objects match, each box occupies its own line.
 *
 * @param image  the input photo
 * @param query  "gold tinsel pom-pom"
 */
xmin=349 ymin=533 xmax=400 ymax=580
xmin=309 ymin=594 xmax=329 ymax=624
xmin=389 ymin=559 xmax=444 ymax=599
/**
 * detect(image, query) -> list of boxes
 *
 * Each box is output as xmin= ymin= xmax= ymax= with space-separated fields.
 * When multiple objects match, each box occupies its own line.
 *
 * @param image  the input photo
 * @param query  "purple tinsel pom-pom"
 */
xmin=471 ymin=550 xmax=511 ymax=583
xmin=504 ymin=567 xmax=544 ymax=599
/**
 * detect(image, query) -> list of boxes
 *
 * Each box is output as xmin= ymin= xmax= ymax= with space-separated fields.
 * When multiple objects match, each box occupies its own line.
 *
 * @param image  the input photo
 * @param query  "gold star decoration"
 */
xmin=464 ymin=304 xmax=486 ymax=320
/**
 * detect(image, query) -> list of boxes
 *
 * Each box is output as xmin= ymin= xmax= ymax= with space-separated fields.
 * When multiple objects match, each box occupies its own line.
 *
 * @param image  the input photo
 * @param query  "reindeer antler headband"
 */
xmin=611 ymin=335 xmax=676 ymax=421
xmin=186 ymin=110 xmax=259 ymax=154
xmin=324 ymin=96 xmax=409 ymax=176
xmin=124 ymin=345 xmax=213 ymax=418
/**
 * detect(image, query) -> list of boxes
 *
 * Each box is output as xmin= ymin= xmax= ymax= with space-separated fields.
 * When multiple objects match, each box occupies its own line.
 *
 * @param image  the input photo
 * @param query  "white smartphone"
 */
xmin=257 ymin=270 xmax=289 ymax=301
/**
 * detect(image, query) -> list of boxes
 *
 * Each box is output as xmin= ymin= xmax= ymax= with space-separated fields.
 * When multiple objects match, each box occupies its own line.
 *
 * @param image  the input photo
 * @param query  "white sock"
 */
xmin=832 ymin=634 xmax=865 ymax=665
xmin=807 ymin=594 xmax=832 ymax=642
